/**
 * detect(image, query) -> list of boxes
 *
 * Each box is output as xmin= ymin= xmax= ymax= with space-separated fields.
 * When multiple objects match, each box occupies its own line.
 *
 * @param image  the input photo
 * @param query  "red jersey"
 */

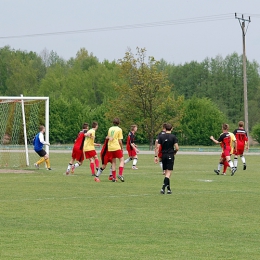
xmin=100 ymin=138 xmax=112 ymax=165
xmin=126 ymin=131 xmax=135 ymax=151
xmin=217 ymin=132 xmax=231 ymax=150
xmin=156 ymin=131 xmax=166 ymax=158
xmin=73 ymin=130 xmax=87 ymax=151
xmin=233 ymin=128 xmax=248 ymax=150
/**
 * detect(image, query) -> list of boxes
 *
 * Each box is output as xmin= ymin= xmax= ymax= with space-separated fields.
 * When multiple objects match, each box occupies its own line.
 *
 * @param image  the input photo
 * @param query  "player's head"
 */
xmin=82 ymin=123 xmax=89 ymax=130
xmin=131 ymin=125 xmax=137 ymax=132
xmin=92 ymin=121 xmax=98 ymax=129
xmin=113 ymin=118 xmax=120 ymax=126
xmin=162 ymin=123 xmax=167 ymax=131
xmin=222 ymin=123 xmax=229 ymax=131
xmin=39 ymin=125 xmax=45 ymax=132
xmin=165 ymin=123 xmax=173 ymax=131
xmin=238 ymin=121 xmax=244 ymax=127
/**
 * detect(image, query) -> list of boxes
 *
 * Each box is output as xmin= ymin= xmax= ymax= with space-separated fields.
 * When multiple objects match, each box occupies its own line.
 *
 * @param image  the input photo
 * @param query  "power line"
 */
xmin=0 ymin=13 xmax=234 ymax=39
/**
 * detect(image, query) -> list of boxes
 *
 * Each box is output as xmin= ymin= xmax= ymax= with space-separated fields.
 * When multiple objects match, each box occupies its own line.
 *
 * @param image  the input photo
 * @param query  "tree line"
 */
xmin=0 ymin=46 xmax=260 ymax=147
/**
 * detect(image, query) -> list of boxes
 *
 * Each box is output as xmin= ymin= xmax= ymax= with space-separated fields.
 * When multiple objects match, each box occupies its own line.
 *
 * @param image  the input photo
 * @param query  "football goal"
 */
xmin=0 ymin=95 xmax=49 ymax=168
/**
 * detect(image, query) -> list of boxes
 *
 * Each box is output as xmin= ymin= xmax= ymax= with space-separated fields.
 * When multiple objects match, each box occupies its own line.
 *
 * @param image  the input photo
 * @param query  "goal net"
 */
xmin=0 ymin=96 xmax=49 ymax=168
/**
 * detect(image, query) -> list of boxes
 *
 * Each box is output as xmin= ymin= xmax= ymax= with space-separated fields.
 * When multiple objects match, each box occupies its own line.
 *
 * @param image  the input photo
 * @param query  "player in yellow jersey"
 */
xmin=107 ymin=118 xmax=125 ymax=182
xmin=83 ymin=121 xmax=101 ymax=176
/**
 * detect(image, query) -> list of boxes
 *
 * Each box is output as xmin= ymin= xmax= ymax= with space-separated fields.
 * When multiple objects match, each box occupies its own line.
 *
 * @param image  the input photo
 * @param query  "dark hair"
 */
xmin=113 ymin=118 xmax=120 ymax=126
xmin=162 ymin=123 xmax=167 ymax=130
xmin=165 ymin=123 xmax=172 ymax=131
xmin=92 ymin=121 xmax=98 ymax=128
xmin=82 ymin=123 xmax=89 ymax=129
xmin=238 ymin=121 xmax=244 ymax=127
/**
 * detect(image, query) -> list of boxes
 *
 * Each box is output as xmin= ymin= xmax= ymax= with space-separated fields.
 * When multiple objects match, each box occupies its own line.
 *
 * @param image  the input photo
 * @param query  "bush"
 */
xmin=251 ymin=123 xmax=260 ymax=144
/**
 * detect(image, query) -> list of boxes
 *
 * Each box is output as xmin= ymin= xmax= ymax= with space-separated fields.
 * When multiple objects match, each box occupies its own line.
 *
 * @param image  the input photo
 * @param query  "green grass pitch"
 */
xmin=0 ymin=153 xmax=259 ymax=260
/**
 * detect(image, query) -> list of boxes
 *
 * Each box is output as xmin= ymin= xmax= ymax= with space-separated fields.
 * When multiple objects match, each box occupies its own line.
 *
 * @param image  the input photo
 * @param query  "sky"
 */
xmin=0 ymin=0 xmax=260 ymax=65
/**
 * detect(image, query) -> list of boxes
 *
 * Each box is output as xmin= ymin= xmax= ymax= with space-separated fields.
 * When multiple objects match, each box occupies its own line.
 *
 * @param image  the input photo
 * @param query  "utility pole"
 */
xmin=235 ymin=13 xmax=251 ymax=137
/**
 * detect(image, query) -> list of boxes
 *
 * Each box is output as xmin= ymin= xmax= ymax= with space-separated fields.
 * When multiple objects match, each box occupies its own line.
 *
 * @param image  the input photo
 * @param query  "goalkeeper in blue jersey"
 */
xmin=33 ymin=125 xmax=51 ymax=170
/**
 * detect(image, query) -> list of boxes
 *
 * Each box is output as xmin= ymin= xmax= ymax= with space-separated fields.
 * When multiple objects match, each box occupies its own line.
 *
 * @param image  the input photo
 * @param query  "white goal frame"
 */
xmin=0 ymin=95 xmax=49 ymax=167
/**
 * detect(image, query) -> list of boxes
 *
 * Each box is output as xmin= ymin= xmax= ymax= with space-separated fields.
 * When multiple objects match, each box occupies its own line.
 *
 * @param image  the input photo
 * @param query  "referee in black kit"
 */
xmin=154 ymin=123 xmax=179 ymax=194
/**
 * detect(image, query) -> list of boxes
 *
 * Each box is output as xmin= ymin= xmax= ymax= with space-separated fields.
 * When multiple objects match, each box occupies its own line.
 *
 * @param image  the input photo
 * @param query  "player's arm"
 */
xmin=232 ymin=134 xmax=237 ymax=152
xmin=39 ymin=132 xmax=50 ymax=146
xmin=154 ymin=143 xmax=160 ymax=163
xmin=210 ymin=136 xmax=220 ymax=144
xmin=233 ymin=139 xmax=237 ymax=151
xmin=174 ymin=143 xmax=179 ymax=154
xmin=119 ymin=139 xmax=123 ymax=150
xmin=131 ymin=141 xmax=139 ymax=153
xmin=84 ymin=132 xmax=93 ymax=138
xmin=154 ymin=139 xmax=159 ymax=154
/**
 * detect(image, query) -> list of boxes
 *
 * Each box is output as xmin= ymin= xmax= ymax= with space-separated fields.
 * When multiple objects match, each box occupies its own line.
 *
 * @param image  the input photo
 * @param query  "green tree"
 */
xmin=49 ymin=95 xmax=92 ymax=143
xmin=178 ymin=97 xmax=226 ymax=145
xmin=0 ymin=46 xmax=46 ymax=96
xmin=86 ymin=101 xmax=111 ymax=143
xmin=251 ymin=123 xmax=260 ymax=144
xmin=106 ymin=47 xmax=184 ymax=149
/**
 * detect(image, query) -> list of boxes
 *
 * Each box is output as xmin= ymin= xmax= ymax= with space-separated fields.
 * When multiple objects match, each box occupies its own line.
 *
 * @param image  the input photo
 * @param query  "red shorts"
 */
xmin=127 ymin=149 xmax=137 ymax=157
xmin=221 ymin=148 xmax=231 ymax=158
xmin=108 ymin=150 xmax=123 ymax=159
xmin=84 ymin=150 xmax=97 ymax=159
xmin=72 ymin=148 xmax=84 ymax=162
xmin=103 ymin=154 xmax=112 ymax=165
xmin=234 ymin=148 xmax=244 ymax=156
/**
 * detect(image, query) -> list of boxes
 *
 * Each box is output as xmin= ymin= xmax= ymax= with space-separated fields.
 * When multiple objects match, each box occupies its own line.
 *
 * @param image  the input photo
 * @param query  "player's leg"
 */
xmin=226 ymin=154 xmax=236 ymax=176
xmin=89 ymin=158 xmax=95 ymax=176
xmin=66 ymin=158 xmax=74 ymax=175
xmin=118 ymin=153 xmax=125 ymax=182
xmin=124 ymin=151 xmax=133 ymax=164
xmin=214 ymin=156 xmax=224 ymax=175
xmin=94 ymin=154 xmax=99 ymax=171
xmin=111 ymin=157 xmax=117 ymax=181
xmin=160 ymin=154 xmax=169 ymax=194
xmin=71 ymin=152 xmax=84 ymax=174
xmin=222 ymin=159 xmax=229 ymax=175
xmin=35 ymin=156 xmax=45 ymax=168
xmin=44 ymin=153 xmax=51 ymax=170
xmin=239 ymin=149 xmax=246 ymax=170
xmin=131 ymin=149 xmax=138 ymax=170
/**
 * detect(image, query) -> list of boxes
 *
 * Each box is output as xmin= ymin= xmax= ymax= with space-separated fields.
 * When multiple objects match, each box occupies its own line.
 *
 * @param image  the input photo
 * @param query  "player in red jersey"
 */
xmin=154 ymin=123 xmax=167 ymax=174
xmin=124 ymin=125 xmax=139 ymax=169
xmin=65 ymin=123 xmax=89 ymax=175
xmin=210 ymin=123 xmax=237 ymax=176
xmin=221 ymin=132 xmax=236 ymax=175
xmin=233 ymin=121 xmax=248 ymax=170
xmin=94 ymin=138 xmax=113 ymax=182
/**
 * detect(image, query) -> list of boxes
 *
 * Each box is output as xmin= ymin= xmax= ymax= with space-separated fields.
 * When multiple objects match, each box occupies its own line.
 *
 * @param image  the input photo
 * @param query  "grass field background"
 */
xmin=0 ymin=152 xmax=259 ymax=260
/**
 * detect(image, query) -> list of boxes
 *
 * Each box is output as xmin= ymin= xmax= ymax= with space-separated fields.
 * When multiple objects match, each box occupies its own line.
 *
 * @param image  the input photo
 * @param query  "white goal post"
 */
xmin=0 ymin=95 xmax=49 ymax=168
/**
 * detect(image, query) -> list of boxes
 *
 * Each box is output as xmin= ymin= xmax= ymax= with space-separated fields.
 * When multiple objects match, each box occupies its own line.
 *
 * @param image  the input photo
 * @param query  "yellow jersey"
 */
xmin=83 ymin=128 xmax=95 ymax=152
xmin=229 ymin=132 xmax=236 ymax=154
xmin=107 ymin=126 xmax=123 ymax=151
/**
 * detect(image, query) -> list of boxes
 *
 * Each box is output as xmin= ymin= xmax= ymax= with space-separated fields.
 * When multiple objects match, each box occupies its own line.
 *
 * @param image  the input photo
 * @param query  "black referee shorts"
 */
xmin=161 ymin=153 xmax=175 ymax=171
